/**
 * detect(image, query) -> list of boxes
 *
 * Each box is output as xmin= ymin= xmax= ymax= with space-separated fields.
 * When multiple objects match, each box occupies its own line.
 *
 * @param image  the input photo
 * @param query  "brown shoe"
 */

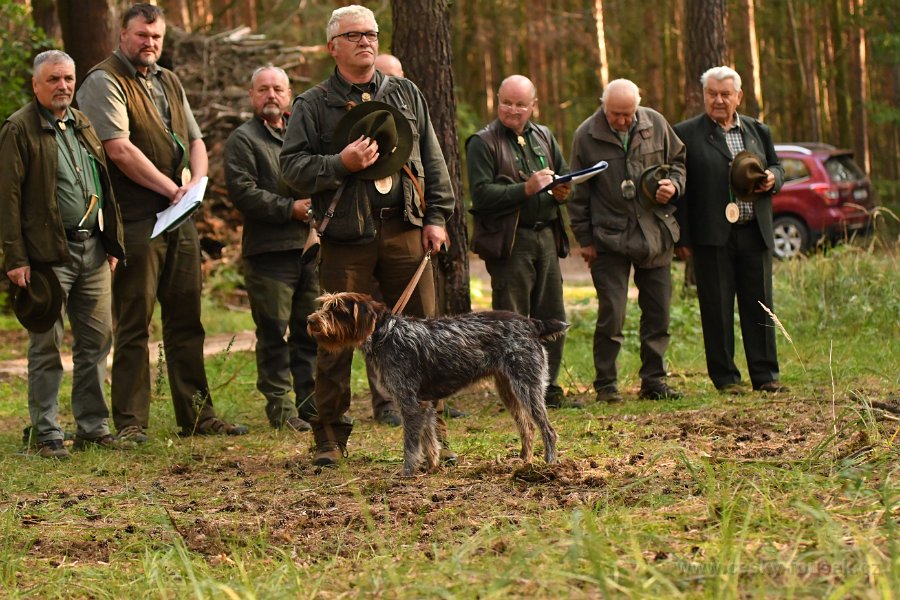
xmin=313 ymin=444 xmax=347 ymax=467
xmin=439 ymin=442 xmax=458 ymax=465
xmin=717 ymin=383 xmax=749 ymax=395
xmin=73 ymin=434 xmax=136 ymax=450
xmin=595 ymin=385 xmax=623 ymax=403
xmin=755 ymin=381 xmax=789 ymax=394
xmin=37 ymin=439 xmax=70 ymax=459
xmin=183 ymin=417 xmax=249 ymax=437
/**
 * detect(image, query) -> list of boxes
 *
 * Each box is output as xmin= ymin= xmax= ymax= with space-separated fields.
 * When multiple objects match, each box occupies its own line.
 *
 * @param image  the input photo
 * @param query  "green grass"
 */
xmin=0 ymin=244 xmax=897 ymax=598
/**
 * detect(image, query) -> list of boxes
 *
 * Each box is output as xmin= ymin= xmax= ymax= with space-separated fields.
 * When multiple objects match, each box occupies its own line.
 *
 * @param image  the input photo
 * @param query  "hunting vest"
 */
xmin=88 ymin=56 xmax=191 ymax=221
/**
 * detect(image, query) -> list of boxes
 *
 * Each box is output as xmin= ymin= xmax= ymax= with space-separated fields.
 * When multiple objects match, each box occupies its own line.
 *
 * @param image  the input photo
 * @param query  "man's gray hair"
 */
xmin=701 ymin=66 xmax=742 ymax=91
xmin=326 ymin=5 xmax=376 ymax=41
xmin=33 ymin=50 xmax=74 ymax=75
xmin=250 ymin=65 xmax=290 ymax=88
xmin=601 ymin=78 xmax=642 ymax=106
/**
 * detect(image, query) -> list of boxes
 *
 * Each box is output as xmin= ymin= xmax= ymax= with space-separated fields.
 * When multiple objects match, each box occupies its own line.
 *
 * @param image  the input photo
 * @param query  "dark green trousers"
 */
xmin=313 ymin=216 xmax=447 ymax=449
xmin=484 ymin=226 xmax=567 ymax=395
xmin=244 ymin=250 xmax=318 ymax=426
xmin=111 ymin=219 xmax=216 ymax=432
xmin=588 ymin=251 xmax=671 ymax=390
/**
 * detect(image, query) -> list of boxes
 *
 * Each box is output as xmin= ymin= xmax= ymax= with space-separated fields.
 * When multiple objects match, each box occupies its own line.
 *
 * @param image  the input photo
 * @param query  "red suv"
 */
xmin=771 ymin=143 xmax=874 ymax=259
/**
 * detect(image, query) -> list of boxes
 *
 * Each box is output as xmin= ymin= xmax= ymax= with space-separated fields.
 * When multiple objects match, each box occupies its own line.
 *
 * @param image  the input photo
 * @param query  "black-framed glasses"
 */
xmin=331 ymin=31 xmax=379 ymax=43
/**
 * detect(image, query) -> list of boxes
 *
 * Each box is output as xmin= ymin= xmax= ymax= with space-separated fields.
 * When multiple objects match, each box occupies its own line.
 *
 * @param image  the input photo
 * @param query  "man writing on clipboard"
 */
xmin=466 ymin=74 xmax=579 ymax=409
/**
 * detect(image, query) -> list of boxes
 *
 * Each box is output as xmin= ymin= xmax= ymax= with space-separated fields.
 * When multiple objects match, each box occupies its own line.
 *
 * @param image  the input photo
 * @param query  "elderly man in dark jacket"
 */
xmin=224 ymin=65 xmax=318 ymax=433
xmin=569 ymin=78 xmax=686 ymax=403
xmin=0 ymin=50 xmax=126 ymax=458
xmin=673 ymin=66 xmax=786 ymax=394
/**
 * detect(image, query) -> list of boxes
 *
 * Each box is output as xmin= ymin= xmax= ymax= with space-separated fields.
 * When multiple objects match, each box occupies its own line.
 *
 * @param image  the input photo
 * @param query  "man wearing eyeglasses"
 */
xmin=280 ymin=5 xmax=455 ymax=468
xmin=466 ymin=74 xmax=577 ymax=409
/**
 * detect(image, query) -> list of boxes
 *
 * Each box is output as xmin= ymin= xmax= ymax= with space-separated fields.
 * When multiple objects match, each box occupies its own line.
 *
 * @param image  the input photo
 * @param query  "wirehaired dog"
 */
xmin=307 ymin=292 xmax=563 ymax=476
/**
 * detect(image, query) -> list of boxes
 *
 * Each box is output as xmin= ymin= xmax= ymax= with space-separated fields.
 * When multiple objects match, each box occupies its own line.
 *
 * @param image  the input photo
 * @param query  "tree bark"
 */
xmin=683 ymin=0 xmax=727 ymax=115
xmin=848 ymin=0 xmax=870 ymax=173
xmin=592 ymin=0 xmax=609 ymax=91
xmin=392 ymin=0 xmax=470 ymax=315
xmin=31 ymin=0 xmax=60 ymax=41
xmin=58 ymin=0 xmax=117 ymax=84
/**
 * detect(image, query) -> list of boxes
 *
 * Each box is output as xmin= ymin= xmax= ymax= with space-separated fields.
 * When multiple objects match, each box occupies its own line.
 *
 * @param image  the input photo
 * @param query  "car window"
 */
xmin=781 ymin=158 xmax=810 ymax=182
xmin=825 ymin=155 xmax=865 ymax=182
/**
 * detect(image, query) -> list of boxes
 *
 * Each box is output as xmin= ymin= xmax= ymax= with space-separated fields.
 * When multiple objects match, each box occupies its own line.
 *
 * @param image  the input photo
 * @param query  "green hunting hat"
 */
xmin=330 ymin=101 xmax=413 ymax=180
xmin=12 ymin=263 xmax=63 ymax=333
xmin=730 ymin=150 xmax=768 ymax=201
xmin=638 ymin=164 xmax=672 ymax=209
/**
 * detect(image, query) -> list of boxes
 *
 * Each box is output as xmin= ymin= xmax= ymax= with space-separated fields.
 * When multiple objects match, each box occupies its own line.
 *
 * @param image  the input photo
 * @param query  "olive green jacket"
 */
xmin=0 ymin=100 xmax=125 ymax=272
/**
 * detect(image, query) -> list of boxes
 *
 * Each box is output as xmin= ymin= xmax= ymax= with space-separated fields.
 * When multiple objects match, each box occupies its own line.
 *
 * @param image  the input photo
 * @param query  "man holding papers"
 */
xmin=78 ymin=3 xmax=247 ymax=441
xmin=569 ymin=78 xmax=686 ymax=403
xmin=467 ymin=74 xmax=577 ymax=409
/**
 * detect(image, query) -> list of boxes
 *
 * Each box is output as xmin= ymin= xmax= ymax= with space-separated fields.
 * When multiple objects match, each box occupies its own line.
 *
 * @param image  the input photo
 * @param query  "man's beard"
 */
xmin=260 ymin=104 xmax=282 ymax=120
xmin=51 ymin=96 xmax=72 ymax=114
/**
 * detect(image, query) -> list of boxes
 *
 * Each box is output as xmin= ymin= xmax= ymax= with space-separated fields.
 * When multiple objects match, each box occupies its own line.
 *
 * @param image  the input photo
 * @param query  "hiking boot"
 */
xmin=375 ymin=409 xmax=402 ymax=427
xmin=313 ymin=444 xmax=347 ymax=467
xmin=545 ymin=389 xmax=585 ymax=409
xmin=639 ymin=382 xmax=683 ymax=400
xmin=595 ymin=385 xmax=623 ymax=403
xmin=717 ymin=383 xmax=749 ymax=396
xmin=23 ymin=426 xmax=74 ymax=446
xmin=73 ymin=434 xmax=136 ymax=451
xmin=755 ymin=381 xmax=788 ymax=394
xmin=37 ymin=439 xmax=69 ymax=459
xmin=182 ymin=417 xmax=249 ymax=437
xmin=439 ymin=442 xmax=458 ymax=465
xmin=281 ymin=416 xmax=312 ymax=433
xmin=444 ymin=404 xmax=469 ymax=419
xmin=117 ymin=425 xmax=149 ymax=444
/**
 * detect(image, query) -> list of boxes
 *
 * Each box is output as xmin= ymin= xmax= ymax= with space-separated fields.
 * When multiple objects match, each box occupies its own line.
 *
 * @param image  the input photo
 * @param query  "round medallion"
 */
xmin=725 ymin=202 xmax=740 ymax=223
xmin=374 ymin=175 xmax=393 ymax=195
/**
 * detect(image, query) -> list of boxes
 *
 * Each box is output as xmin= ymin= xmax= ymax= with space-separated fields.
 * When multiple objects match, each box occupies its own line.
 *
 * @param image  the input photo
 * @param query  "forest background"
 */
xmin=3 ymin=0 xmax=898 ymax=192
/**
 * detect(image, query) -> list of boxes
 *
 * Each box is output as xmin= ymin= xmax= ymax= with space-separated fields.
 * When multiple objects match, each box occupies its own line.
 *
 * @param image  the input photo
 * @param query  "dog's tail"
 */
xmin=530 ymin=318 xmax=569 ymax=342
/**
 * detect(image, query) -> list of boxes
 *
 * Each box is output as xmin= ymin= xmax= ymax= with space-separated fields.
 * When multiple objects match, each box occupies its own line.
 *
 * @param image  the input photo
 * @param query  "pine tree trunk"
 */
xmin=392 ymin=0 xmax=470 ymax=315
xmin=683 ymin=0 xmax=727 ymax=115
xmin=58 ymin=0 xmax=117 ymax=84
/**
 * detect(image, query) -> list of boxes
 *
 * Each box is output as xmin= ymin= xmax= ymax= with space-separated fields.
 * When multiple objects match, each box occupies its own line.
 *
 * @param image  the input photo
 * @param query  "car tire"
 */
xmin=772 ymin=216 xmax=808 ymax=259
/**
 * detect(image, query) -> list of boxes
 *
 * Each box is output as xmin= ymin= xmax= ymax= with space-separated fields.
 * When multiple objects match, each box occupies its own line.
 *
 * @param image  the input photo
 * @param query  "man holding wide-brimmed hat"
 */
xmin=673 ymin=66 xmax=787 ymax=395
xmin=569 ymin=78 xmax=686 ymax=404
xmin=0 ymin=50 xmax=126 ymax=458
xmin=280 ymin=5 xmax=455 ymax=467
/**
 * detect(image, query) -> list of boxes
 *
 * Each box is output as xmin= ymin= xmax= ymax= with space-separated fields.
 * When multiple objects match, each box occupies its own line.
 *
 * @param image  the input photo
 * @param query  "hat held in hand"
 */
xmin=12 ymin=263 xmax=63 ymax=333
xmin=637 ymin=164 xmax=672 ymax=209
xmin=331 ymin=101 xmax=413 ymax=180
xmin=730 ymin=150 xmax=768 ymax=201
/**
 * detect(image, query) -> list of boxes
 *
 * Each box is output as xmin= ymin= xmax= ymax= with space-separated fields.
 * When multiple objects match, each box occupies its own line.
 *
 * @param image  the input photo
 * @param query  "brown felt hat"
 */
xmin=638 ymin=164 xmax=672 ymax=209
xmin=730 ymin=150 xmax=768 ymax=201
xmin=13 ymin=263 xmax=63 ymax=333
xmin=330 ymin=101 xmax=413 ymax=180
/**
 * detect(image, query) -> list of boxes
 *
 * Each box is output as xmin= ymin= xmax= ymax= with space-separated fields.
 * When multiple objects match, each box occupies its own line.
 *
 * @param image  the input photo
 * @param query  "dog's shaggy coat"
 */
xmin=307 ymin=292 xmax=562 ymax=475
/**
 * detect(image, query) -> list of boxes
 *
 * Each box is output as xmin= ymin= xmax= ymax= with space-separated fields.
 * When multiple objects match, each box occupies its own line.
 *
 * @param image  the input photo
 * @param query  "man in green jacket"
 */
xmin=569 ymin=79 xmax=686 ymax=403
xmin=224 ymin=66 xmax=318 ymax=433
xmin=466 ymin=74 xmax=575 ymax=409
xmin=0 ymin=50 xmax=126 ymax=458
xmin=280 ymin=5 xmax=456 ymax=467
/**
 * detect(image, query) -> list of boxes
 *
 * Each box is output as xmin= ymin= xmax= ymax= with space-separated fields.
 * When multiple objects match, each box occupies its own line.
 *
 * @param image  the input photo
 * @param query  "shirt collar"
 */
xmin=331 ymin=67 xmax=381 ymax=98
xmin=710 ymin=112 xmax=743 ymax=132
xmin=37 ymin=103 xmax=74 ymax=127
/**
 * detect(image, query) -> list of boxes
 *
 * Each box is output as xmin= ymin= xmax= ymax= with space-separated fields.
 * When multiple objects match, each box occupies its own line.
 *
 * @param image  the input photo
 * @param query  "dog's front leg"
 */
xmin=420 ymin=401 xmax=440 ymax=473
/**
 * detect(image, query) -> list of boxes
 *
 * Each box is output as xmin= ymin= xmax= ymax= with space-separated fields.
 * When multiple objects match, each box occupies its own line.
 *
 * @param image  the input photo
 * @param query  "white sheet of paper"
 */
xmin=151 ymin=176 xmax=208 ymax=239
xmin=538 ymin=161 xmax=608 ymax=193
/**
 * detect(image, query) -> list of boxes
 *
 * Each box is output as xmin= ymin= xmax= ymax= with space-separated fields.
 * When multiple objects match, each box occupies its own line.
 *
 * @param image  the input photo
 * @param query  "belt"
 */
xmin=518 ymin=221 xmax=552 ymax=231
xmin=65 ymin=228 xmax=96 ymax=242
xmin=732 ymin=220 xmax=757 ymax=228
xmin=374 ymin=206 xmax=403 ymax=220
